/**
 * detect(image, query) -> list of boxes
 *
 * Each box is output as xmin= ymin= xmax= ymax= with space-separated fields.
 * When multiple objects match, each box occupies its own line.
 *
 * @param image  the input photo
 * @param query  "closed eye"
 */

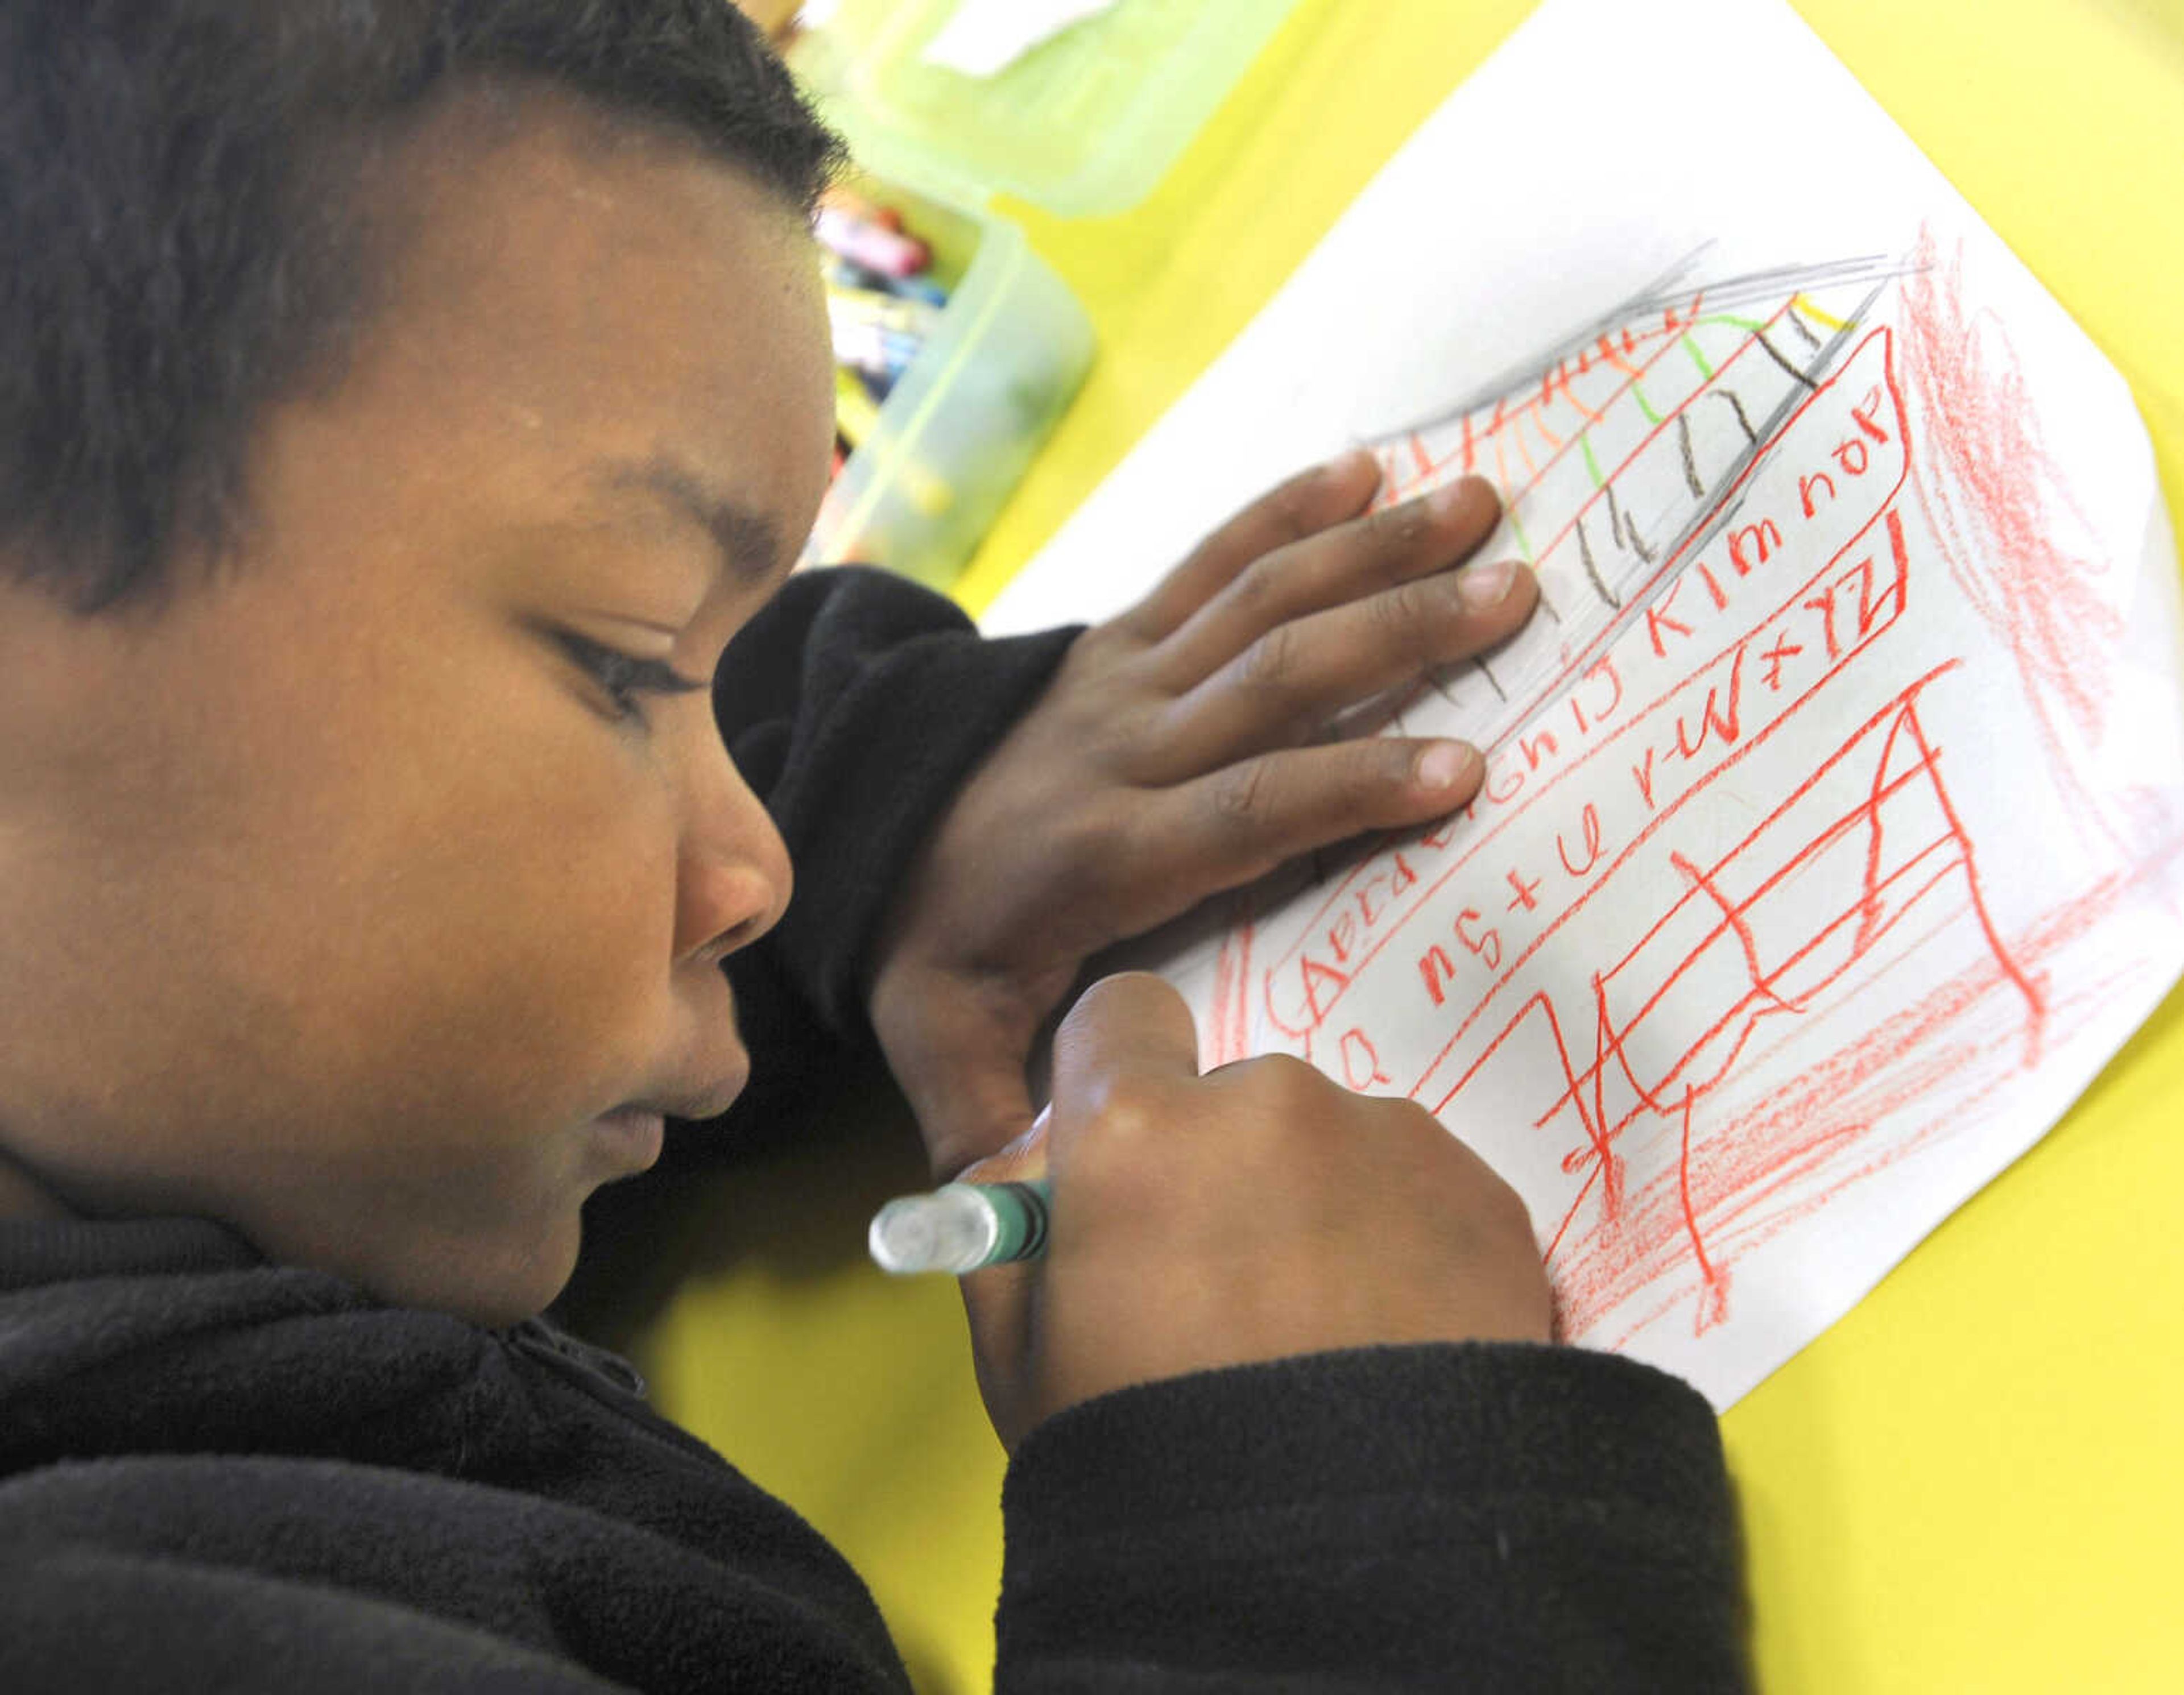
xmin=556 ymin=630 xmax=709 ymax=727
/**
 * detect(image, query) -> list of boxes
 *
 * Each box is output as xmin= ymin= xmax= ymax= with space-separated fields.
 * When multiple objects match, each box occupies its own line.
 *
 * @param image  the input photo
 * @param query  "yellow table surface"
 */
xmin=635 ymin=2 xmax=2184 ymax=1689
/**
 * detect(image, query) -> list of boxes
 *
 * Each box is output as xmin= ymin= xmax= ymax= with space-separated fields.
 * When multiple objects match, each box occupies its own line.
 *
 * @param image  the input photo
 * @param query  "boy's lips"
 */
xmin=591 ymin=1105 xmax=667 ymax=1170
xmin=605 ymin=1035 xmax=752 ymax=1134
xmin=613 ymin=981 xmax=755 ymax=1128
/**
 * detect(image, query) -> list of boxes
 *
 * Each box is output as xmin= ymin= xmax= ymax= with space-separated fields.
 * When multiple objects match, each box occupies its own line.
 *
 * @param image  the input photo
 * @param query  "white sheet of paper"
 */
xmin=921 ymin=0 xmax=1120 ymax=78
xmin=985 ymin=0 xmax=2184 ymax=1410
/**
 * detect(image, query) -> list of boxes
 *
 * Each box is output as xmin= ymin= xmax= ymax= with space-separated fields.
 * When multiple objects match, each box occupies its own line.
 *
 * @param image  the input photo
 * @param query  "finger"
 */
xmin=958 ymin=1255 xmax=1041 ymax=1449
xmin=1115 ymin=738 xmax=1488 ymax=929
xmin=1148 ymin=557 xmax=1537 ymax=776
xmin=1153 ymin=475 xmax=1503 ymax=688
xmin=956 ymin=1104 xmax=1053 ymax=1187
xmin=944 ymin=1106 xmax=1051 ymax=1450
xmin=905 ymin=1023 xmax=1046 ymax=1185
xmin=1049 ymin=972 xmax=1202 ymax=1104
xmin=1116 ymin=451 xmax=1383 ymax=643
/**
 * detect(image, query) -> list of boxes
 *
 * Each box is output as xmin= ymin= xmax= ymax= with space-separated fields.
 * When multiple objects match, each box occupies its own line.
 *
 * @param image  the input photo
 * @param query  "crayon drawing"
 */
xmin=987 ymin=0 xmax=2184 ymax=1406
xmin=1123 ymin=223 xmax=2184 ymax=1404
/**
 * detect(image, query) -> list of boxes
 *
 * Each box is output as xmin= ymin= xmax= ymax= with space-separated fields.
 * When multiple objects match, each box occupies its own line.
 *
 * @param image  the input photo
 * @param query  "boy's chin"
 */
xmin=355 ymin=1211 xmax=588 ymax=1330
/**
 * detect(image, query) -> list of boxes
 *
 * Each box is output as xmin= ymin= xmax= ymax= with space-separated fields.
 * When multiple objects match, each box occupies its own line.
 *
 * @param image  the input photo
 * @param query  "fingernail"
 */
xmin=1006 ymin=1104 xmax=1053 ymax=1155
xmin=1322 ymin=447 xmax=1379 ymax=484
xmin=1459 ymin=561 xmax=1519 ymax=608
xmin=1428 ymin=478 xmax=1477 ymax=519
xmin=1417 ymin=741 xmax=1479 ymax=790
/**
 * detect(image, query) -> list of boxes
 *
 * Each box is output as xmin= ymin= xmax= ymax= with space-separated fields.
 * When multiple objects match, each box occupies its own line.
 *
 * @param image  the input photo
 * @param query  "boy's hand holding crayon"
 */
xmin=867 ymin=452 xmax=1538 ymax=1184
xmin=949 ymin=971 xmax=1557 ymax=1448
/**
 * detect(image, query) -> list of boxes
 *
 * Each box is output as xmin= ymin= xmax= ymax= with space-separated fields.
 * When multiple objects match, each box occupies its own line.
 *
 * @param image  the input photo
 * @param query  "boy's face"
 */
xmin=0 ymin=90 xmax=835 ymax=1322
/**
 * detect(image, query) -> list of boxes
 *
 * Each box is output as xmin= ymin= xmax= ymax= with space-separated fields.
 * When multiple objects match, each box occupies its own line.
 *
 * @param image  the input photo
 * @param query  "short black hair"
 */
xmin=0 ymin=0 xmax=843 ymax=618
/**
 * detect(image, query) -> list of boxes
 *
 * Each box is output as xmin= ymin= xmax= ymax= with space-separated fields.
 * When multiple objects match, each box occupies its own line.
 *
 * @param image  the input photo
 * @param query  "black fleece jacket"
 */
xmin=0 ymin=566 xmax=1751 ymax=1692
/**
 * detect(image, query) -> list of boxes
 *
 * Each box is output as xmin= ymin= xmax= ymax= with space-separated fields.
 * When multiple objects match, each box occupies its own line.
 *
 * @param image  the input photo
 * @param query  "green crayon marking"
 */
xmin=1507 ymin=505 xmax=1534 ymax=562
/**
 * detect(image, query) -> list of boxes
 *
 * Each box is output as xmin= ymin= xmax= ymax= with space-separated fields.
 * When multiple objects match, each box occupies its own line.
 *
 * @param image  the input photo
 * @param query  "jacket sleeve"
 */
xmin=698 ymin=566 xmax=1081 ymax=1158
xmin=0 ymin=1547 xmax=626 ymax=1694
xmin=994 ymin=1342 xmax=1752 ymax=1694
xmin=712 ymin=565 xmax=1081 ymax=1053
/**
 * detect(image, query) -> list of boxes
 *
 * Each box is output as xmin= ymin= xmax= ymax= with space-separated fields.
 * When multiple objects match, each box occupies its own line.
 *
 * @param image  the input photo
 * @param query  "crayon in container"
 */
xmin=803 ymin=175 xmax=1095 ymax=591
xmin=788 ymin=0 xmax=1305 ymax=591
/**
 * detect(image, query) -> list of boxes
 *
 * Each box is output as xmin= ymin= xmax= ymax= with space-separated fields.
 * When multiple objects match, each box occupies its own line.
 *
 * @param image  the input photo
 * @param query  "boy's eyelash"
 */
xmin=558 ymin=632 xmax=709 ymax=725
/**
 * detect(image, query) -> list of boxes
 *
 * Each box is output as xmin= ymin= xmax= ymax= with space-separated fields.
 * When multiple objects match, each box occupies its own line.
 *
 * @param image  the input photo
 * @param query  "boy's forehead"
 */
xmin=355 ymin=87 xmax=818 ymax=378
xmin=300 ymin=84 xmax=833 ymax=578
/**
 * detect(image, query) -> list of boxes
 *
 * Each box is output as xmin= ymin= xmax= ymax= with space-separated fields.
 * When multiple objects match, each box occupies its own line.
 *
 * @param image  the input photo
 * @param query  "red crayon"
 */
xmin=820 ymin=185 xmax=905 ymax=233
xmin=814 ymin=206 xmax=930 ymax=279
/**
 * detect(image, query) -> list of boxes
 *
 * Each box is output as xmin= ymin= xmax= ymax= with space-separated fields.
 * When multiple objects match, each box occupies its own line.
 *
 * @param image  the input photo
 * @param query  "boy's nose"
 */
xmin=675 ymin=739 xmax=792 ymax=969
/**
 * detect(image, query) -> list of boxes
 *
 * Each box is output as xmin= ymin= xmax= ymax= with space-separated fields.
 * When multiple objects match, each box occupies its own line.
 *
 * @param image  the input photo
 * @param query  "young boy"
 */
xmin=0 ymin=3 xmax=1749 ymax=1688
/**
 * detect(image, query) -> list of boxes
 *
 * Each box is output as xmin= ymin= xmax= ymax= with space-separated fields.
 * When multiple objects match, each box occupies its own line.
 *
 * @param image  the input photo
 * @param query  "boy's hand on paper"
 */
xmin=867 ymin=453 xmax=1536 ymax=1181
xmin=957 ymin=973 xmax=1554 ymax=1449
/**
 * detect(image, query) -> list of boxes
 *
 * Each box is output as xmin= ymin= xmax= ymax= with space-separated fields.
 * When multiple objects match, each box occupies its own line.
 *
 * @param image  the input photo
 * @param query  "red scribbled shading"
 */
xmin=1567 ymin=853 xmax=2170 ymax=1349
xmin=1898 ymin=224 xmax=2128 ymax=838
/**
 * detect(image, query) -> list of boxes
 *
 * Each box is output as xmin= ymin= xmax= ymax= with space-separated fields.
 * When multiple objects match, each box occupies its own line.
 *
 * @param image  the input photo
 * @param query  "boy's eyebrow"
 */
xmin=594 ymin=455 xmax=784 ymax=586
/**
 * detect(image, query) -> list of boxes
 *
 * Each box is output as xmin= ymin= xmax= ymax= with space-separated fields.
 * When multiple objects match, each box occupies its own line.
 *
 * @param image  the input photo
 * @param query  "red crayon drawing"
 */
xmin=1436 ymin=665 xmax=2042 ymax=1338
xmin=1165 ymin=241 xmax=2184 ymax=1379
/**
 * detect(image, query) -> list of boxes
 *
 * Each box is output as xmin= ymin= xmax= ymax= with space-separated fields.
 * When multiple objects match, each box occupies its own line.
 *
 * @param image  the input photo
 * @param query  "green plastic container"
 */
xmin=797 ymin=171 xmax=1096 ymax=591
xmin=790 ymin=0 xmax=1304 ymax=590
xmin=792 ymin=0 xmax=1306 ymax=217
